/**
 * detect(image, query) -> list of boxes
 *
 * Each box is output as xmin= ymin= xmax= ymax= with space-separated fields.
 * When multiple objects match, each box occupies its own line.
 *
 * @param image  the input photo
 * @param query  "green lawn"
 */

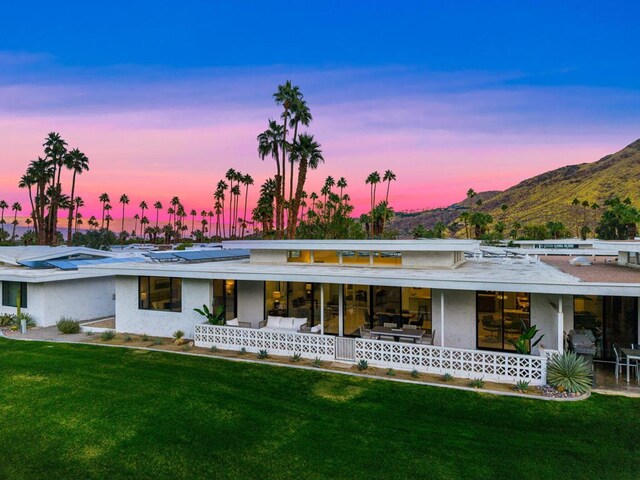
xmin=0 ymin=338 xmax=638 ymax=480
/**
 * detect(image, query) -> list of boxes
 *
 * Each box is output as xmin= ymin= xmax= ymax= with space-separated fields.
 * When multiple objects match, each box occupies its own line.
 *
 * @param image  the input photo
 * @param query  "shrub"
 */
xmin=239 ymin=347 xmax=247 ymax=355
xmin=410 ymin=369 xmax=420 ymax=379
xmin=442 ymin=373 xmax=453 ymax=382
xmin=257 ymin=349 xmax=269 ymax=359
xmin=141 ymin=334 xmax=149 ymax=341
xmin=123 ymin=334 xmax=132 ymax=342
xmin=100 ymin=330 xmax=116 ymax=341
xmin=515 ymin=380 xmax=530 ymax=393
xmin=356 ymin=359 xmax=368 ymax=371
xmin=153 ymin=339 xmax=163 ymax=346
xmin=468 ymin=378 xmax=485 ymax=389
xmin=0 ymin=313 xmax=15 ymax=327
xmin=11 ymin=312 xmax=35 ymax=329
xmin=312 ymin=357 xmax=323 ymax=367
xmin=290 ymin=353 xmax=301 ymax=362
xmin=386 ymin=368 xmax=396 ymax=377
xmin=210 ymin=345 xmax=218 ymax=353
xmin=172 ymin=330 xmax=185 ymax=340
xmin=547 ymin=352 xmax=592 ymax=394
xmin=181 ymin=344 xmax=191 ymax=351
xmin=56 ymin=318 xmax=81 ymax=334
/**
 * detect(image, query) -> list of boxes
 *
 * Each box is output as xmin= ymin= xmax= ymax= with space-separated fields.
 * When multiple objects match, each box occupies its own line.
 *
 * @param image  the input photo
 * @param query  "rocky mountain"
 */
xmin=392 ymin=139 xmax=640 ymax=235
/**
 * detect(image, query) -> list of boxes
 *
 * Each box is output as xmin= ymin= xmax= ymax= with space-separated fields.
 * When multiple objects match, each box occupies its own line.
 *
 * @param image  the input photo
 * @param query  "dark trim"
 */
xmin=476 ymin=291 xmax=531 ymax=353
xmin=1 ymin=281 xmax=28 ymax=308
xmin=137 ymin=276 xmax=182 ymax=312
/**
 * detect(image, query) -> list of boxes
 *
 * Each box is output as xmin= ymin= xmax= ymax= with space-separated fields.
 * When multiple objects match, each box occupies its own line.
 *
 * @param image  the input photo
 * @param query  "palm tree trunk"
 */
xmin=66 ymin=171 xmax=77 ymax=246
xmin=289 ymin=158 xmax=308 ymax=238
xmin=242 ymin=185 xmax=249 ymax=238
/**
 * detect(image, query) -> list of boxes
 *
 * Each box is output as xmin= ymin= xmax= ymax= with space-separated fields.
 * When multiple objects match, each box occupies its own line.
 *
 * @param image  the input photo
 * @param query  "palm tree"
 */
xmin=64 ymin=148 xmax=90 ymax=245
xmin=18 ymin=173 xmax=36 ymax=235
xmin=381 ymin=170 xmax=396 ymax=235
xmin=190 ymin=209 xmax=197 ymax=234
xmin=230 ymin=185 xmax=241 ymax=238
xmin=170 ymin=197 xmax=181 ymax=230
xmin=153 ymin=201 xmax=162 ymax=228
xmin=139 ymin=201 xmax=148 ymax=236
xmin=365 ymin=171 xmax=381 ymax=237
xmin=119 ymin=194 xmax=130 ymax=235
xmin=88 ymin=215 xmax=98 ymax=230
xmin=207 ymin=211 xmax=214 ymax=239
xmin=337 ymin=177 xmax=347 ymax=199
xmin=140 ymin=216 xmax=149 ymax=243
xmin=309 ymin=192 xmax=318 ymax=213
xmin=74 ymin=196 xmax=85 ymax=233
xmin=0 ymin=200 xmax=7 ymax=236
xmin=572 ymin=197 xmax=581 ymax=237
xmin=241 ymin=173 xmax=254 ymax=238
xmin=258 ymin=120 xmax=284 ymax=237
xmin=10 ymin=202 xmax=22 ymax=241
xmin=104 ymin=204 xmax=112 ymax=231
xmin=288 ymin=134 xmax=324 ymax=237
xmin=287 ymin=94 xmax=312 ymax=205
xmin=99 ymin=193 xmax=110 ymax=228
xmin=43 ymin=132 xmax=68 ymax=244
xmin=133 ymin=214 xmax=140 ymax=237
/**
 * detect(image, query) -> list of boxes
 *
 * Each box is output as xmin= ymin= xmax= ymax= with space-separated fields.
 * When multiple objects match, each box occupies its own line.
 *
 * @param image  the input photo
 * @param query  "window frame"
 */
xmin=138 ymin=276 xmax=182 ymax=312
xmin=2 ymin=281 xmax=28 ymax=308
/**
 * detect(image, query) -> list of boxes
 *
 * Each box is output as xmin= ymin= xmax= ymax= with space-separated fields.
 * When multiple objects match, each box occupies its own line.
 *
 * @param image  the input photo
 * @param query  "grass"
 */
xmin=0 ymin=337 xmax=639 ymax=480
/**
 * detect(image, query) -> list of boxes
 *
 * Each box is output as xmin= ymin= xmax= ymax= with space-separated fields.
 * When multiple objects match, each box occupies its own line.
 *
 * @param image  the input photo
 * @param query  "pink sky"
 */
xmin=1 ymin=65 xmax=638 ymax=223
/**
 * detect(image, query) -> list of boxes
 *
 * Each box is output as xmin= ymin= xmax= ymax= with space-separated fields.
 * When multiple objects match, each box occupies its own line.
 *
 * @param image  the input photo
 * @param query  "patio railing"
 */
xmin=194 ymin=324 xmax=548 ymax=385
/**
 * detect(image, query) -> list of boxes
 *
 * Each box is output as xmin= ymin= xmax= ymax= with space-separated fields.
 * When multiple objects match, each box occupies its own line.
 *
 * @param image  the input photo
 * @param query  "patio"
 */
xmin=593 ymin=362 xmax=640 ymax=397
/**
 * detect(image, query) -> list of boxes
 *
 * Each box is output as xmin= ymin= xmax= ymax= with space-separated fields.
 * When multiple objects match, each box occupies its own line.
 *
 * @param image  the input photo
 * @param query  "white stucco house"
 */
xmin=84 ymin=239 xmax=640 ymax=386
xmin=0 ymin=246 xmax=143 ymax=326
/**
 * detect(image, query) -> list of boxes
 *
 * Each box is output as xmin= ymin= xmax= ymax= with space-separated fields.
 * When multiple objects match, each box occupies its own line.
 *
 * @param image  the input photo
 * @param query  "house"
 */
xmin=84 ymin=239 xmax=640 ymax=385
xmin=0 ymin=246 xmax=144 ymax=326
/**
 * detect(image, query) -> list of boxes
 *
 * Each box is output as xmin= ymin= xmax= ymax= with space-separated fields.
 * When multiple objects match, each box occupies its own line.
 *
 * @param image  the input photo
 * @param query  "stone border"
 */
xmin=0 ymin=331 xmax=590 ymax=402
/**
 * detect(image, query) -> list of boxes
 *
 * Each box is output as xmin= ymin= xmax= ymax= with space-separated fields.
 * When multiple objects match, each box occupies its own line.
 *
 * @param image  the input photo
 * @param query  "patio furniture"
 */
xmin=300 ymin=324 xmax=322 ymax=334
xmin=259 ymin=315 xmax=307 ymax=333
xmin=371 ymin=326 xmax=425 ymax=343
xmin=383 ymin=322 xmax=397 ymax=328
xmin=619 ymin=347 xmax=640 ymax=382
xmin=225 ymin=318 xmax=252 ymax=328
xmin=359 ymin=326 xmax=372 ymax=339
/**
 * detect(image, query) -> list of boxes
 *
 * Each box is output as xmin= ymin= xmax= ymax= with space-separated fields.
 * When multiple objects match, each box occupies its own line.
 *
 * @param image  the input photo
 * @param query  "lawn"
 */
xmin=0 ymin=338 xmax=638 ymax=480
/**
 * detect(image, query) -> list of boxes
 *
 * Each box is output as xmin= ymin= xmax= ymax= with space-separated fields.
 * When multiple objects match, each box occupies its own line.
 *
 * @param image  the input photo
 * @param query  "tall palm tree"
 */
xmin=190 ymin=209 xmax=197 ymax=234
xmin=74 ymin=196 xmax=85 ymax=233
xmin=99 ymin=193 xmax=110 ymax=229
xmin=64 ymin=148 xmax=90 ymax=245
xmin=104 ymin=204 xmax=112 ymax=232
xmin=18 ymin=173 xmax=36 ymax=235
xmin=258 ymin=120 xmax=284 ymax=237
xmin=139 ymin=201 xmax=148 ymax=236
xmin=365 ymin=171 xmax=381 ymax=237
xmin=225 ymin=169 xmax=237 ymax=238
xmin=216 ymin=179 xmax=228 ymax=238
xmin=119 ymin=194 xmax=130 ymax=234
xmin=230 ymin=184 xmax=241 ymax=238
xmin=381 ymin=170 xmax=396 ymax=234
xmin=288 ymin=134 xmax=324 ymax=237
xmin=43 ymin=132 xmax=68 ymax=244
xmin=153 ymin=201 xmax=162 ymax=228
xmin=287 ymin=94 xmax=312 ymax=205
xmin=133 ymin=214 xmax=140 ymax=236
xmin=10 ymin=202 xmax=22 ymax=241
xmin=309 ymin=192 xmax=318 ymax=213
xmin=140 ymin=216 xmax=149 ymax=243
xmin=0 ymin=200 xmax=8 ymax=237
xmin=337 ymin=177 xmax=347 ymax=199
xmin=241 ymin=173 xmax=254 ymax=238
xmin=170 ymin=197 xmax=181 ymax=230
xmin=207 ymin=210 xmax=214 ymax=239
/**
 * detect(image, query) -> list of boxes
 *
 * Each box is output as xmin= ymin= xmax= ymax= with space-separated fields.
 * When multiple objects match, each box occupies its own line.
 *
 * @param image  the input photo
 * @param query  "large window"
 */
xmin=213 ymin=279 xmax=237 ymax=321
xmin=2 ymin=281 xmax=27 ymax=308
xmin=344 ymin=284 xmax=371 ymax=335
xmin=138 ymin=277 xmax=182 ymax=312
xmin=477 ymin=291 xmax=530 ymax=352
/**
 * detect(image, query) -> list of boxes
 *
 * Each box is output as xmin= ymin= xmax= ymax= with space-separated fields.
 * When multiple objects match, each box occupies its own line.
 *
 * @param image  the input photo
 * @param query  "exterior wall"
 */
xmin=1 ymin=278 xmax=115 ymax=327
xmin=403 ymin=251 xmax=458 ymax=268
xmin=236 ymin=280 xmax=264 ymax=327
xmin=115 ymin=276 xmax=211 ymax=339
xmin=432 ymin=289 xmax=477 ymax=349
xmin=250 ymin=249 xmax=287 ymax=264
xmin=530 ymin=293 xmax=573 ymax=352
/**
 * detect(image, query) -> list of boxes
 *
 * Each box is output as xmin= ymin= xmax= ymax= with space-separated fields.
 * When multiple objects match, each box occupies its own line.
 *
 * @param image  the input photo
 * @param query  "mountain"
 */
xmin=391 ymin=139 xmax=640 ymax=235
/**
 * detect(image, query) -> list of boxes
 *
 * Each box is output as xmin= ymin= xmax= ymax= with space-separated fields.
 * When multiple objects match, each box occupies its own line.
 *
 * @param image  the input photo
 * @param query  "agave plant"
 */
xmin=547 ymin=352 xmax=592 ymax=394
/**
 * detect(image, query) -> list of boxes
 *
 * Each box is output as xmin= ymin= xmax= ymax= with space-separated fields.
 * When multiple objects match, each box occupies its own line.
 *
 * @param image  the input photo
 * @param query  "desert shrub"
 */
xmin=56 ymin=318 xmax=80 ymax=334
xmin=239 ymin=347 xmax=247 ymax=355
xmin=468 ymin=378 xmax=485 ymax=389
xmin=356 ymin=360 xmax=368 ymax=371
xmin=172 ymin=330 xmax=185 ymax=340
xmin=153 ymin=339 xmax=163 ymax=345
xmin=0 ymin=313 xmax=16 ymax=327
xmin=515 ymin=380 xmax=530 ymax=393
xmin=386 ymin=368 xmax=396 ymax=377
xmin=100 ymin=330 xmax=116 ymax=341
xmin=410 ymin=369 xmax=420 ymax=379
xmin=123 ymin=334 xmax=132 ymax=342
xmin=257 ymin=349 xmax=269 ymax=359
xmin=547 ymin=352 xmax=592 ymax=394
xmin=312 ymin=357 xmax=323 ymax=367
xmin=141 ymin=334 xmax=149 ymax=341
xmin=442 ymin=373 xmax=453 ymax=382
xmin=290 ymin=353 xmax=301 ymax=362
xmin=210 ymin=345 xmax=218 ymax=353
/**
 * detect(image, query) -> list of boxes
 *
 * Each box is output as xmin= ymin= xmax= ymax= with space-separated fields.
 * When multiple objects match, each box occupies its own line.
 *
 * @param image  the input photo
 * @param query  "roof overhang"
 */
xmin=223 ymin=239 xmax=480 ymax=252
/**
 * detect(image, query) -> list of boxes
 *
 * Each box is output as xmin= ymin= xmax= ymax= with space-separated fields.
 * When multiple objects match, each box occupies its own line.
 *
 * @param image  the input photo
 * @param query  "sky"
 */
xmin=1 ymin=0 xmax=639 ymax=221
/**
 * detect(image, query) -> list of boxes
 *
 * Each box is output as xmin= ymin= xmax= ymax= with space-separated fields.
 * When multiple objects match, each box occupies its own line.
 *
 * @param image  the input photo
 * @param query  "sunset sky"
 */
xmin=1 ymin=1 xmax=639 ymax=221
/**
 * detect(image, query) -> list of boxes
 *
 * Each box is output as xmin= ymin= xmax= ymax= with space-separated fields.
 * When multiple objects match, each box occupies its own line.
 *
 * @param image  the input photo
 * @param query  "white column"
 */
xmin=320 ymin=283 xmax=325 ymax=335
xmin=557 ymin=295 xmax=564 ymax=353
xmin=338 ymin=284 xmax=344 ymax=337
xmin=440 ymin=291 xmax=445 ymax=346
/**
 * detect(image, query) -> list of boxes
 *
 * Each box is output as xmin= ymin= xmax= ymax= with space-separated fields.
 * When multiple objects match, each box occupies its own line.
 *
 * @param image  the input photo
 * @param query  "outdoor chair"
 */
xmin=359 ymin=326 xmax=372 ymax=339
xmin=384 ymin=322 xmax=397 ymax=328
xmin=403 ymin=324 xmax=418 ymax=330
xmin=613 ymin=344 xmax=637 ymax=379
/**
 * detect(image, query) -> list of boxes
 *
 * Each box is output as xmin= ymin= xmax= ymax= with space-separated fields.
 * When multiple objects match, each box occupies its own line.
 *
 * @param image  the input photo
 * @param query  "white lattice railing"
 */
xmin=194 ymin=324 xmax=335 ymax=361
xmin=194 ymin=324 xmax=548 ymax=385
xmin=355 ymin=339 xmax=547 ymax=385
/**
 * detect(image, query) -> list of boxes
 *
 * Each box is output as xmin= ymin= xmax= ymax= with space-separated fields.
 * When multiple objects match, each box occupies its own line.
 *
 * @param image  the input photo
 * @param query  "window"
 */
xmin=138 ymin=277 xmax=182 ymax=312
xmin=477 ymin=291 xmax=530 ymax=352
xmin=213 ymin=279 xmax=237 ymax=321
xmin=341 ymin=251 xmax=371 ymax=265
xmin=2 ymin=281 xmax=27 ymax=308
xmin=287 ymin=250 xmax=311 ymax=263
xmin=313 ymin=250 xmax=339 ymax=264
xmin=373 ymin=252 xmax=402 ymax=266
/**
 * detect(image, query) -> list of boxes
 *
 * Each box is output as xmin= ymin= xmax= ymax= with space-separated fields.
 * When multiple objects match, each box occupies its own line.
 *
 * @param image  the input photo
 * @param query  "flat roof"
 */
xmin=84 ymin=256 xmax=640 ymax=296
xmin=594 ymin=240 xmax=640 ymax=253
xmin=223 ymin=239 xmax=480 ymax=252
xmin=513 ymin=239 xmax=593 ymax=245
xmin=0 ymin=265 xmax=116 ymax=283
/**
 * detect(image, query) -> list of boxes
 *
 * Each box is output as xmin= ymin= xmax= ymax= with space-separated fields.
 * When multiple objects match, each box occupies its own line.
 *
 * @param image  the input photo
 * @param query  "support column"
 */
xmin=557 ymin=295 xmax=564 ymax=353
xmin=338 ymin=284 xmax=344 ymax=337
xmin=320 ymin=283 xmax=325 ymax=335
xmin=440 ymin=291 xmax=445 ymax=347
